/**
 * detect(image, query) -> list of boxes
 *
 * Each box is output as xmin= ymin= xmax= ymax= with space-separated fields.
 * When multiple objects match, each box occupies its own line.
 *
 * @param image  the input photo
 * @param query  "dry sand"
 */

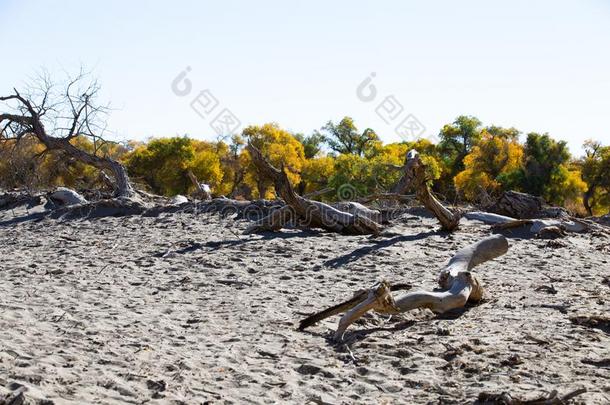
xmin=0 ymin=203 xmax=609 ymax=404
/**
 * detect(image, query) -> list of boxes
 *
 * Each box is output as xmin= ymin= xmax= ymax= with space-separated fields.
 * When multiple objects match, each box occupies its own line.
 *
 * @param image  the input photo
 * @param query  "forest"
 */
xmin=1 ymin=114 xmax=608 ymax=216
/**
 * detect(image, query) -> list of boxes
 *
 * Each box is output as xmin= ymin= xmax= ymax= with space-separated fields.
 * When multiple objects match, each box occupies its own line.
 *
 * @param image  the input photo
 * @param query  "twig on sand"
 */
xmin=216 ymin=279 xmax=252 ymax=288
xmin=343 ymin=344 xmax=358 ymax=364
xmin=476 ymin=387 xmax=586 ymax=404
xmin=97 ymin=264 xmax=111 ymax=275
xmin=298 ymin=283 xmax=412 ymax=331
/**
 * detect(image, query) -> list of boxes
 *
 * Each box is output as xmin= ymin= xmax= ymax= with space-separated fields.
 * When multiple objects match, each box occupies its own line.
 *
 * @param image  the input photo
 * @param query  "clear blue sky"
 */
xmin=1 ymin=0 xmax=609 ymax=155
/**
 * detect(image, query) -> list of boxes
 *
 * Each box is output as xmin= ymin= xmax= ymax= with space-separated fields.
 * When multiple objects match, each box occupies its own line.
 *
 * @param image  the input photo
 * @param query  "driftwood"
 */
xmin=244 ymin=144 xmax=381 ymax=235
xmin=392 ymin=150 xmax=460 ymax=231
xmin=358 ymin=192 xmax=415 ymax=205
xmin=299 ymin=235 xmax=509 ymax=340
xmin=0 ymin=191 xmax=44 ymax=210
xmin=465 ymin=211 xmax=610 ymax=237
xmin=487 ymin=190 xmax=545 ymax=219
xmin=299 ymin=283 xmax=412 ymax=331
xmin=187 ymin=170 xmax=212 ymax=200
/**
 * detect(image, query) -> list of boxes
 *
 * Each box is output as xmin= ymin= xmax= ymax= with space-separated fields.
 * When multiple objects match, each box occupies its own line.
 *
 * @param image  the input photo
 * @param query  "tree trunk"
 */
xmin=245 ymin=144 xmax=380 ymax=235
xmin=43 ymin=136 xmax=134 ymax=198
xmin=392 ymin=150 xmax=460 ymax=231
xmin=487 ymin=190 xmax=544 ymax=219
xmin=583 ymin=185 xmax=596 ymax=217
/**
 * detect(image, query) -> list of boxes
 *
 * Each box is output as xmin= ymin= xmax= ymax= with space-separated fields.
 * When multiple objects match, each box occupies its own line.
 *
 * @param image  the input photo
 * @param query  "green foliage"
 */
xmin=320 ymin=117 xmax=380 ymax=157
xmin=241 ymin=123 xmax=305 ymax=198
xmin=581 ymin=140 xmax=610 ymax=215
xmin=3 ymin=115 xmax=605 ymax=217
xmin=454 ymin=129 xmax=524 ymax=201
xmin=328 ymin=153 xmax=372 ymax=198
xmin=124 ymin=137 xmax=227 ymax=196
xmin=520 ymin=133 xmax=576 ymax=204
xmin=125 ymin=137 xmax=194 ymax=195
xmin=294 ymin=132 xmax=325 ymax=159
xmin=438 ymin=115 xmax=482 ymax=176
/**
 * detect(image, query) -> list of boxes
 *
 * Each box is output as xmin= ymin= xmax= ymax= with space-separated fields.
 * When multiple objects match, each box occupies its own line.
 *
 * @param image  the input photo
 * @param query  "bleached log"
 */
xmin=333 ymin=235 xmax=509 ymax=340
xmin=245 ymin=144 xmax=381 ymax=235
xmin=244 ymin=205 xmax=294 ymax=234
xmin=464 ymin=211 xmax=517 ymax=224
xmin=299 ymin=283 xmax=412 ymax=331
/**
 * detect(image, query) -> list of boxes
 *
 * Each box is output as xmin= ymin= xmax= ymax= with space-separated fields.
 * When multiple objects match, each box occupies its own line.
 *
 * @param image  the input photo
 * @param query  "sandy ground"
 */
xmin=0 ymin=202 xmax=609 ymax=404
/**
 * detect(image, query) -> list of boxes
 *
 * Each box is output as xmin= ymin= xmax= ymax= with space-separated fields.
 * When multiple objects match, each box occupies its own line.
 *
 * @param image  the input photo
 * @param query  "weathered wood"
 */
xmin=465 ymin=211 xmax=609 ymax=237
xmin=187 ymin=170 xmax=212 ymax=200
xmin=487 ymin=190 xmax=544 ymax=219
xmin=0 ymin=79 xmax=135 ymax=197
xmin=392 ymin=150 xmax=460 ymax=231
xmin=298 ymin=283 xmax=412 ymax=331
xmin=0 ymin=191 xmax=43 ymax=210
xmin=330 ymin=235 xmax=509 ymax=340
xmin=245 ymin=144 xmax=381 ymax=235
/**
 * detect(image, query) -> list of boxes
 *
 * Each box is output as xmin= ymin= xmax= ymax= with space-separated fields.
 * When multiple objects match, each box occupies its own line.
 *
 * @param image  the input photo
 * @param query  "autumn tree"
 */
xmin=125 ymin=137 xmax=226 ymax=196
xmin=0 ymin=72 xmax=135 ymax=197
xmin=520 ymin=133 xmax=586 ymax=205
xmin=220 ymin=134 xmax=246 ymax=197
xmin=190 ymin=140 xmax=227 ymax=194
xmin=0 ymin=134 xmax=130 ymax=191
xmin=581 ymin=140 xmax=610 ymax=215
xmin=320 ymin=117 xmax=380 ymax=157
xmin=241 ymin=123 xmax=305 ymax=199
xmin=300 ymin=156 xmax=336 ymax=197
xmin=454 ymin=128 xmax=524 ymax=201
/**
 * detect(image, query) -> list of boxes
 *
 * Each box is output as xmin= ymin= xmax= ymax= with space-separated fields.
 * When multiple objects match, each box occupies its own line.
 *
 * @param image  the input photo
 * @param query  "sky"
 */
xmin=1 ymin=0 xmax=609 ymax=155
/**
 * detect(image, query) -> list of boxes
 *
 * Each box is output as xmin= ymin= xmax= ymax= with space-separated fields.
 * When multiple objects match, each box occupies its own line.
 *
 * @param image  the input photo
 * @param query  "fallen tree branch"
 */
xmin=299 ymin=235 xmax=509 ymax=340
xmin=298 ymin=283 xmax=412 ymax=331
xmin=465 ymin=211 xmax=610 ymax=237
xmin=245 ymin=144 xmax=381 ymax=235
xmin=187 ymin=170 xmax=212 ymax=200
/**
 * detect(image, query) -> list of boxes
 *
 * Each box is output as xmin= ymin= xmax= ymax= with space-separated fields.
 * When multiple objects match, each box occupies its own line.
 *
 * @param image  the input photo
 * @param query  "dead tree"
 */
xmin=300 ymin=235 xmax=509 ymax=340
xmin=465 ymin=211 xmax=610 ymax=238
xmin=391 ymin=150 xmax=461 ymax=231
xmin=244 ymin=144 xmax=381 ymax=235
xmin=187 ymin=170 xmax=212 ymax=200
xmin=0 ymin=71 xmax=134 ymax=197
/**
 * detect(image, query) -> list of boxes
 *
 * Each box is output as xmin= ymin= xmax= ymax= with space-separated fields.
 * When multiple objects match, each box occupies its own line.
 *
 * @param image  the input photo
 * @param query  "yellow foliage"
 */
xmin=301 ymin=156 xmax=336 ymax=194
xmin=241 ymin=123 xmax=305 ymax=198
xmin=455 ymin=131 xmax=524 ymax=201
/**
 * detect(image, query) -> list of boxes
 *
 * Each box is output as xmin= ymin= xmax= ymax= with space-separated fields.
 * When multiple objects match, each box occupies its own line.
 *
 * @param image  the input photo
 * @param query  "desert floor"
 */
xmin=0 ymin=204 xmax=609 ymax=404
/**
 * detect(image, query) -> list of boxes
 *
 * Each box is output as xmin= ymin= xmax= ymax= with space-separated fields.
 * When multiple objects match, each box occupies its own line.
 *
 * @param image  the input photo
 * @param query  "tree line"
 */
xmin=1 ymin=115 xmax=608 ymax=216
